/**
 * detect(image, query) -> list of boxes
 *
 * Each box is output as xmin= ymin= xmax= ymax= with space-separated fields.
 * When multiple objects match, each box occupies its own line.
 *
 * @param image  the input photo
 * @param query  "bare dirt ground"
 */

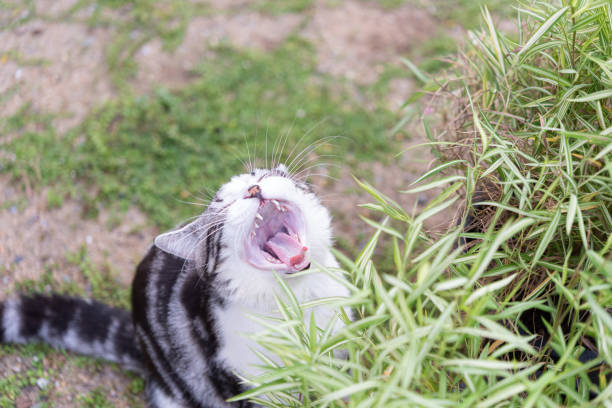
xmin=303 ymin=1 xmax=435 ymax=83
xmin=0 ymin=176 xmax=155 ymax=298
xmin=0 ymin=0 xmax=454 ymax=405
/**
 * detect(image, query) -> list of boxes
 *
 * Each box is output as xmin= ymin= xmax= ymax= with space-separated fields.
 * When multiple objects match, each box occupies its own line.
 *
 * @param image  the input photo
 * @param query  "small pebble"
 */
xmin=13 ymin=255 xmax=24 ymax=264
xmin=85 ymin=235 xmax=93 ymax=244
xmin=140 ymin=44 xmax=152 ymax=56
xmin=9 ymin=205 xmax=17 ymax=214
xmin=14 ymin=68 xmax=23 ymax=80
xmin=11 ymin=365 xmax=21 ymax=373
xmin=26 ymin=215 xmax=39 ymax=225
xmin=417 ymin=194 xmax=429 ymax=206
xmin=36 ymin=378 xmax=49 ymax=390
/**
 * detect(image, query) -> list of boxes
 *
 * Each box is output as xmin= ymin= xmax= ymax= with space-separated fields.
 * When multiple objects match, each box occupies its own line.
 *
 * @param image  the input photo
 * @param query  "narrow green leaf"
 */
xmin=566 ymin=194 xmax=577 ymax=235
xmin=465 ymin=273 xmax=517 ymax=305
xmin=402 ymin=175 xmax=465 ymax=193
xmin=531 ymin=207 xmax=561 ymax=267
xmin=570 ymin=89 xmax=612 ymax=102
xmin=400 ymin=57 xmax=429 ymax=83
xmin=518 ymin=6 xmax=569 ymax=57
xmin=410 ymin=160 xmax=465 ymax=186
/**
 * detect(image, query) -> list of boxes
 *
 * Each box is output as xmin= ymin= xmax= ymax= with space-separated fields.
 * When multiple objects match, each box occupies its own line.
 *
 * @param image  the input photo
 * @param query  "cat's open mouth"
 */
xmin=244 ymin=199 xmax=310 ymax=273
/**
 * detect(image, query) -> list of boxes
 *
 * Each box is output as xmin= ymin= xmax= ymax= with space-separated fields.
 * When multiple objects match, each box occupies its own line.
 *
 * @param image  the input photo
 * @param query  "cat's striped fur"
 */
xmin=1 ymin=164 xmax=349 ymax=407
xmin=0 ymin=294 xmax=141 ymax=369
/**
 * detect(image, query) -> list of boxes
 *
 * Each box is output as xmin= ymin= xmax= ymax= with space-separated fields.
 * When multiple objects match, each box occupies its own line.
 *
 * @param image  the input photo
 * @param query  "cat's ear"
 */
xmin=154 ymin=221 xmax=201 ymax=261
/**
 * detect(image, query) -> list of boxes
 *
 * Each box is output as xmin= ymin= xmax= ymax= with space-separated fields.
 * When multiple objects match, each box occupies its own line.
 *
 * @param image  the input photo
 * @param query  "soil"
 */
xmin=0 ymin=20 xmax=114 ymax=132
xmin=0 ymin=176 xmax=155 ymax=298
xmin=0 ymin=0 xmax=455 ymax=405
xmin=303 ymin=1 xmax=435 ymax=83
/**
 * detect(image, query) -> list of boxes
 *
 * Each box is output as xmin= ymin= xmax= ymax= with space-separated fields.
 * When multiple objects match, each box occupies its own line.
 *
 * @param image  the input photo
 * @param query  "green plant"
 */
xmin=78 ymin=387 xmax=114 ymax=408
xmin=65 ymin=246 xmax=131 ymax=308
xmin=231 ymin=1 xmax=612 ymax=406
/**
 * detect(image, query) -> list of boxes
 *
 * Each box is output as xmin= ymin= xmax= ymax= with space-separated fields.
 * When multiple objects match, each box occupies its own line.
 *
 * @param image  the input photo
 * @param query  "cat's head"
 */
xmin=154 ymin=164 xmax=337 ymax=299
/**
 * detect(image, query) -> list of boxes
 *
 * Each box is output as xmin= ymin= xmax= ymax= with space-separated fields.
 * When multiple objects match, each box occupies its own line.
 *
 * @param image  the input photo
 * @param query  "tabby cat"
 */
xmin=0 ymin=164 xmax=349 ymax=407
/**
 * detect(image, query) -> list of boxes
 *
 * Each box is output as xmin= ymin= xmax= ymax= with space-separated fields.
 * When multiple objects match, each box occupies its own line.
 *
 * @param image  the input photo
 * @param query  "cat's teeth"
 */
xmin=251 ymin=231 xmax=256 ymax=238
xmin=255 ymin=213 xmax=263 ymax=221
xmin=271 ymin=200 xmax=281 ymax=210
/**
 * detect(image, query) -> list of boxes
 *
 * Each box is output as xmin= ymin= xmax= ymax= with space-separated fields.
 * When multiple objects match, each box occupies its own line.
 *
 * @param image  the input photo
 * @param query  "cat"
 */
xmin=0 ymin=164 xmax=350 ymax=408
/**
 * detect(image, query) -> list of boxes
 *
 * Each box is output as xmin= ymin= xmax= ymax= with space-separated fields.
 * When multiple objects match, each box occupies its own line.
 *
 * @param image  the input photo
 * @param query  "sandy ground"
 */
xmin=0 ymin=0 xmax=454 ymax=405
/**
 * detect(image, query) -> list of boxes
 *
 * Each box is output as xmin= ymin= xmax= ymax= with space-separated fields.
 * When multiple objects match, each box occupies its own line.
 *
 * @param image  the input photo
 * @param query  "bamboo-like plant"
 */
xmin=232 ymin=1 xmax=612 ymax=406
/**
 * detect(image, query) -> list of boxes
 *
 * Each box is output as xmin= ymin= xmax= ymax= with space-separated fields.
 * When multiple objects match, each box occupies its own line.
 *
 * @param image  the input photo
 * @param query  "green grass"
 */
xmin=254 ymin=0 xmax=314 ymax=14
xmin=78 ymin=387 xmax=114 ymax=408
xmin=230 ymin=1 xmax=612 ymax=406
xmin=0 ymin=344 xmax=52 ymax=408
xmin=3 ymin=39 xmax=396 ymax=229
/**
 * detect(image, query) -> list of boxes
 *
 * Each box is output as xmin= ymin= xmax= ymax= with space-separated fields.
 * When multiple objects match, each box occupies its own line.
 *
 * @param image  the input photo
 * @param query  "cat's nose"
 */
xmin=247 ymin=185 xmax=262 ymax=199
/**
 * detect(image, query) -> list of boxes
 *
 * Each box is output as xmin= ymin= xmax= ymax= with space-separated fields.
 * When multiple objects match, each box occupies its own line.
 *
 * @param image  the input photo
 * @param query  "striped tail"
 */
xmin=0 ymin=294 xmax=142 ymax=372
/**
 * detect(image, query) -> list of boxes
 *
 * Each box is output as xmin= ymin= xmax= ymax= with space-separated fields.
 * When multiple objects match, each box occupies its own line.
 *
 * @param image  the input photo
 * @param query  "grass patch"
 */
xmin=254 ymin=0 xmax=314 ymax=14
xmin=0 ymin=344 xmax=51 ymax=407
xmin=3 ymin=40 xmax=396 ymax=229
xmin=78 ymin=387 xmax=114 ymax=408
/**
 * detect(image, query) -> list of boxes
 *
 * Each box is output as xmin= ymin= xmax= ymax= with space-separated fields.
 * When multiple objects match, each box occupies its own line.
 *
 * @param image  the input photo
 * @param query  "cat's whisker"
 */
xmin=243 ymin=134 xmax=254 ymax=173
xmin=289 ymin=154 xmax=339 ymax=179
xmin=265 ymin=123 xmax=270 ymax=170
xmin=174 ymin=199 xmax=210 ymax=207
xmin=286 ymin=136 xmax=339 ymax=175
xmin=292 ymin=162 xmax=340 ymax=181
xmin=229 ymin=146 xmax=251 ymax=173
xmin=296 ymin=173 xmax=340 ymax=185
xmin=281 ymin=118 xmax=297 ymax=167
xmin=283 ymin=118 xmax=328 ymax=173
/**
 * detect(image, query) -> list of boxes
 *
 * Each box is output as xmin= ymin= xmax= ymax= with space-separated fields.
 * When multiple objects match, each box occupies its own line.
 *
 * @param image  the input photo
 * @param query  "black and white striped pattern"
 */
xmin=0 ymin=294 xmax=142 ymax=371
xmin=131 ymin=239 xmax=250 ymax=408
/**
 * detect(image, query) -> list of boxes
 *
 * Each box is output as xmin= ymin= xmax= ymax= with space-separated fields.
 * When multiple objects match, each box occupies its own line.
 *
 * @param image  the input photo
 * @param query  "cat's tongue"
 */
xmin=265 ymin=232 xmax=307 ymax=268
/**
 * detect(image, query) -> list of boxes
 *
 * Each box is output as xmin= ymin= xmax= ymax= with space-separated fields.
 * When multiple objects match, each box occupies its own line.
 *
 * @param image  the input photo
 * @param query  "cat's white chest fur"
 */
xmin=215 ymin=303 xmax=271 ymax=376
xmin=214 ymin=270 xmax=349 ymax=377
